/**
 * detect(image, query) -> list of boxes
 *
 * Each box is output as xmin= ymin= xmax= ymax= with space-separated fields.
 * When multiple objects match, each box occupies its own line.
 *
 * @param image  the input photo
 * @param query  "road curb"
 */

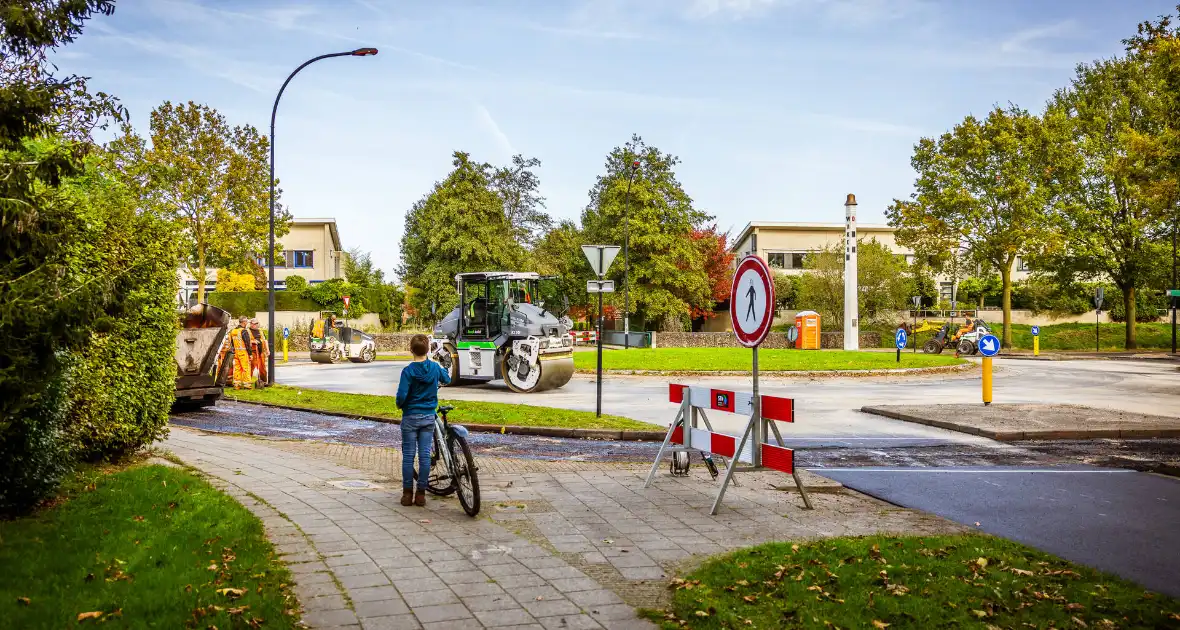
xmin=575 ymin=363 xmax=975 ymax=378
xmin=224 ymin=398 xmax=668 ymax=442
xmin=859 ymin=405 xmax=1180 ymax=441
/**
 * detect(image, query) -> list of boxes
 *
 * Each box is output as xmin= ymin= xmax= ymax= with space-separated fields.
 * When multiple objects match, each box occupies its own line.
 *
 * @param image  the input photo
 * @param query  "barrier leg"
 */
xmin=698 ymin=409 xmax=737 ymax=487
xmin=766 ymin=420 xmax=813 ymax=510
xmin=644 ymin=403 xmax=685 ymax=489
xmin=710 ymin=421 xmax=754 ymax=515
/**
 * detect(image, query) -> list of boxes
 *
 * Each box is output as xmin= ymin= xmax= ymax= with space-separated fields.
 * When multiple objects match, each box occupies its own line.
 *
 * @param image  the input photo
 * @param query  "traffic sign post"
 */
xmin=582 ymin=245 xmax=622 ymax=417
xmin=894 ymin=327 xmax=908 ymax=363
xmin=976 ymin=333 xmax=1000 ymax=405
xmin=1031 ymin=325 xmax=1040 ymax=357
xmin=729 ymin=255 xmax=774 ymax=473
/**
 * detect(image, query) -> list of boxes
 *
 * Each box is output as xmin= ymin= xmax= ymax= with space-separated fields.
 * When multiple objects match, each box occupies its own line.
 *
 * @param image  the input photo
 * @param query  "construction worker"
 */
xmin=250 ymin=319 xmax=270 ymax=387
xmin=228 ymin=316 xmax=253 ymax=389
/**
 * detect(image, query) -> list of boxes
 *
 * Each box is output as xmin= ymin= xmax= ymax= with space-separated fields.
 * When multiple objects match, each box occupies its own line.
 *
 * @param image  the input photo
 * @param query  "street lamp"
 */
xmin=622 ymin=160 xmax=638 ymax=349
xmin=267 ymin=47 xmax=377 ymax=385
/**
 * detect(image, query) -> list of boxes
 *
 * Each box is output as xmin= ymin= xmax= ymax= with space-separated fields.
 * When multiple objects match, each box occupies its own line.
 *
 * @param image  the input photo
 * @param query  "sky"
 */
xmin=54 ymin=0 xmax=1177 ymax=277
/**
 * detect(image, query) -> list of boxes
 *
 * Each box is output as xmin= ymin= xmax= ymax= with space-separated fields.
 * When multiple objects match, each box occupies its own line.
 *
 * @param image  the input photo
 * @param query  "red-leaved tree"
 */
xmin=688 ymin=225 xmax=735 ymax=320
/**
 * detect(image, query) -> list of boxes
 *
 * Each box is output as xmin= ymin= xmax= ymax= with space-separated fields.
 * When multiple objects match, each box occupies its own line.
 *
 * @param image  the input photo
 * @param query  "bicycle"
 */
xmin=411 ymin=405 xmax=481 ymax=517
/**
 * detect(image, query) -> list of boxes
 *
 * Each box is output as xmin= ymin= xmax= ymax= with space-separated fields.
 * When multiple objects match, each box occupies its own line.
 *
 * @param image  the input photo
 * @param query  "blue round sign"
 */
xmin=977 ymin=333 xmax=1001 ymax=357
xmin=282 ymin=326 xmax=290 ymax=339
xmin=894 ymin=328 xmax=908 ymax=350
xmin=1030 ymin=326 xmax=1040 ymax=337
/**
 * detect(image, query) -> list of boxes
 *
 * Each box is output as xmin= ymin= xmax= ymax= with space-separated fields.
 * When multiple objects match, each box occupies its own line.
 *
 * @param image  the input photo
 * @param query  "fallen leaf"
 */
xmin=419 ymin=519 xmax=431 ymax=524
xmin=77 ymin=612 xmax=103 ymax=621
xmin=603 ymin=539 xmax=614 ymax=544
xmin=807 ymin=585 xmax=823 ymax=592
xmin=1071 ymin=616 xmax=1088 ymax=628
xmin=1008 ymin=568 xmax=1034 ymax=576
xmin=133 ymin=515 xmax=145 ymax=522
xmin=871 ymin=621 xmax=890 ymax=629
xmin=228 ymin=606 xmax=250 ymax=615
xmin=791 ymin=544 xmax=800 ymax=552
xmin=535 ymin=596 xmax=544 ymax=601
xmin=17 ymin=597 xmax=30 ymax=606
xmin=217 ymin=587 xmax=246 ymax=599
xmin=976 ymin=557 xmax=988 ymax=569
xmin=736 ymin=580 xmax=749 ymax=586
xmin=972 ymin=610 xmax=989 ymax=618
xmin=694 ymin=610 xmax=709 ymax=617
xmin=1066 ymin=603 xmax=1085 ymax=611
xmin=738 ymin=563 xmax=748 ymax=569
xmin=743 ymin=595 xmax=758 ymax=603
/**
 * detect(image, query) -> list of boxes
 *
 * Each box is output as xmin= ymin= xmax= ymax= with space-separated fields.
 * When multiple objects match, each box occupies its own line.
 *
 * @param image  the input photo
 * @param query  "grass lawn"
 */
xmin=227 ymin=384 xmax=654 ymax=431
xmin=644 ymin=534 xmax=1180 ymax=629
xmin=573 ymin=348 xmax=965 ymax=372
xmin=0 ymin=463 xmax=297 ymax=629
xmin=865 ymin=321 xmax=1174 ymax=352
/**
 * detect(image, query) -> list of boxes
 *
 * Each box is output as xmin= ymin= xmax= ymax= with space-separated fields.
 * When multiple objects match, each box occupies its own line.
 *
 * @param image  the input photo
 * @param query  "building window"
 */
xmin=939 ymin=282 xmax=954 ymax=303
xmin=292 ymin=250 xmax=314 ymax=268
xmin=767 ymin=251 xmax=807 ymax=270
xmin=1017 ymin=256 xmax=1031 ymax=272
xmin=904 ymin=255 xmax=915 ymax=265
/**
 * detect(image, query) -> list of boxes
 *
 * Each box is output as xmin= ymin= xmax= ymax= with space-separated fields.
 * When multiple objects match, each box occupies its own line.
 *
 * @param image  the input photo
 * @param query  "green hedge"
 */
xmin=206 ymin=290 xmax=320 ymax=317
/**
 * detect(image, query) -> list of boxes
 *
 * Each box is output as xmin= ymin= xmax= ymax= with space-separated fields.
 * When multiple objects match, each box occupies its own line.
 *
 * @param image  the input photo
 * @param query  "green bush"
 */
xmin=206 ymin=290 xmax=320 ymax=316
xmin=284 ymin=274 xmax=308 ymax=292
xmin=302 ymin=277 xmax=369 ymax=316
xmin=66 ymin=193 xmax=179 ymax=462
xmin=0 ymin=369 xmax=74 ymax=515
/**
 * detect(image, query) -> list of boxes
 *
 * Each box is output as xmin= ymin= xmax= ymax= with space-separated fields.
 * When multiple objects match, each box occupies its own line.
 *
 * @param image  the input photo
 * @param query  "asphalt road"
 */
xmin=816 ymin=466 xmax=1180 ymax=598
xmin=275 ymin=357 xmax=1180 ymax=442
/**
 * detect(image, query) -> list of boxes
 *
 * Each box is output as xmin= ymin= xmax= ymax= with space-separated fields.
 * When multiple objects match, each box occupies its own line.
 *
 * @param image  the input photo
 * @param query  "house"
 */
xmin=178 ymin=217 xmax=346 ymax=303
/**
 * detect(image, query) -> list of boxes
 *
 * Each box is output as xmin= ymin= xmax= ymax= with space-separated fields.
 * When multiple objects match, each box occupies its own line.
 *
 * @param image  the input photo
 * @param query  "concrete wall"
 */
xmin=653 ymin=331 xmax=881 ymax=349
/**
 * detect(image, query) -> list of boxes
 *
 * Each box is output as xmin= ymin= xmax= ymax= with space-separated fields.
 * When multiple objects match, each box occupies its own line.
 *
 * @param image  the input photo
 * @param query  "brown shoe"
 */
xmin=414 ymin=490 xmax=426 ymax=507
xmin=401 ymin=489 xmax=413 ymax=506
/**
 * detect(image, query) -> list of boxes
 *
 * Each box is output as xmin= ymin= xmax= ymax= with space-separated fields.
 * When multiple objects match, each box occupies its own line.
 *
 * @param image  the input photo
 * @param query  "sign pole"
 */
xmin=596 ymin=251 xmax=604 ymax=417
xmin=982 ymin=357 xmax=993 ymax=405
xmin=752 ymin=345 xmax=761 ymax=468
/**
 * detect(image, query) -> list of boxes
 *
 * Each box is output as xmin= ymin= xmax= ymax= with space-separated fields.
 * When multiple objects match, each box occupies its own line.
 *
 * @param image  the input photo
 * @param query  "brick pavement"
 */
xmin=164 ymin=427 xmax=963 ymax=629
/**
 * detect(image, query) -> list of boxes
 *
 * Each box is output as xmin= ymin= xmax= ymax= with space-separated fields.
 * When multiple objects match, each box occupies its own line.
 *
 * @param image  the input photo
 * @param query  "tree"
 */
xmin=491 ymin=154 xmax=551 ymax=248
xmin=796 ymin=238 xmax=911 ymax=327
xmin=111 ymin=101 xmax=286 ymax=303
xmin=689 ymin=225 xmax=736 ymax=321
xmin=0 ymin=0 xmax=142 ymax=513
xmin=1044 ymin=55 xmax=1174 ymax=348
xmin=216 ymin=268 xmax=255 ymax=292
xmin=532 ymin=220 xmax=592 ymax=318
xmin=887 ymin=106 xmax=1057 ymax=347
xmin=773 ymin=273 xmax=800 ymax=311
xmin=581 ymin=134 xmax=714 ymax=331
xmin=399 ymin=152 xmax=526 ymax=316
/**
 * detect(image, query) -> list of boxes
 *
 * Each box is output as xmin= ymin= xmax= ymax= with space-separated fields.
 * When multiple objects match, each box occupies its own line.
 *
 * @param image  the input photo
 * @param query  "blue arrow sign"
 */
xmin=282 ymin=327 xmax=290 ymax=339
xmin=977 ymin=333 xmax=1001 ymax=357
xmin=894 ymin=328 xmax=908 ymax=350
xmin=1030 ymin=326 xmax=1040 ymax=337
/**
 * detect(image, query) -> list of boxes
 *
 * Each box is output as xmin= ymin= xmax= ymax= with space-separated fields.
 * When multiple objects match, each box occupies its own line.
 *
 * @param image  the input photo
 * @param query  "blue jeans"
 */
xmin=401 ymin=413 xmax=436 ymax=491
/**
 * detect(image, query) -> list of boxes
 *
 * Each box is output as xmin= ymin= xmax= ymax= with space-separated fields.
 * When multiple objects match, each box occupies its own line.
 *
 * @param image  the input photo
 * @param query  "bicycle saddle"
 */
xmin=438 ymin=405 xmax=455 ymax=413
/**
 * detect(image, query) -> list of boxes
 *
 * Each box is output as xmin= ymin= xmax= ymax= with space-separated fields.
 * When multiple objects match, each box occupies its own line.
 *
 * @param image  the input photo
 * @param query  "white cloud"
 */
xmin=473 ymin=103 xmax=516 ymax=158
xmin=999 ymin=19 xmax=1080 ymax=54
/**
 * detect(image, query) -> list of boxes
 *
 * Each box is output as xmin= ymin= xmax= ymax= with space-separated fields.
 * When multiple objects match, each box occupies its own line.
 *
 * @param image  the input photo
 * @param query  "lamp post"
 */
xmin=267 ymin=48 xmax=377 ymax=385
xmin=623 ymin=160 xmax=639 ymax=349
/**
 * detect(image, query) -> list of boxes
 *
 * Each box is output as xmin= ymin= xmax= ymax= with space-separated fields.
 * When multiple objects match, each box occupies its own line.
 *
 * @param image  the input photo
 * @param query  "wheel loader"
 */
xmin=430 ymin=272 xmax=575 ymax=393
xmin=918 ymin=317 xmax=992 ymax=355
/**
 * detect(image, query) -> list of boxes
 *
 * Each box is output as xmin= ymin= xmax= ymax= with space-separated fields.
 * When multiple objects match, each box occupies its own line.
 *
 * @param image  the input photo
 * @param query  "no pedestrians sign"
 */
xmin=730 ymin=255 xmax=775 ymax=348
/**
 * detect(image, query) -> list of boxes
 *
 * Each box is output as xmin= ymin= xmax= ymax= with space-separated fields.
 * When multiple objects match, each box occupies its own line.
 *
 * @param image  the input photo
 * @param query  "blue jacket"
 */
xmin=396 ymin=360 xmax=451 ymax=417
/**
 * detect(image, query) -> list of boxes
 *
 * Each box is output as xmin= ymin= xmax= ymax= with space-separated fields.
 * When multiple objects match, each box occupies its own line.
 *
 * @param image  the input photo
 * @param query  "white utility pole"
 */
xmin=844 ymin=193 xmax=859 ymax=351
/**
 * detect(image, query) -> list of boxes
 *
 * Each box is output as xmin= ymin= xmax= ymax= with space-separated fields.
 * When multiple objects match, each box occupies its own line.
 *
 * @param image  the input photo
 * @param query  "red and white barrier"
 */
xmin=569 ymin=330 xmax=598 ymax=345
xmin=645 ymin=383 xmax=811 ymax=514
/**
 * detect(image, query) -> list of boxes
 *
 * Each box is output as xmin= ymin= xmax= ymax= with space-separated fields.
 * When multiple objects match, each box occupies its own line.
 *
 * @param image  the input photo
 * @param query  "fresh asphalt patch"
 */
xmin=810 ymin=465 xmax=1180 ymax=598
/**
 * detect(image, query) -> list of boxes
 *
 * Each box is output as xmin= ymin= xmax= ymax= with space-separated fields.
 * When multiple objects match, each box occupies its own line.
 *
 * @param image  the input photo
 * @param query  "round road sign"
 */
xmin=730 ymin=255 xmax=775 ymax=348
xmin=282 ymin=327 xmax=290 ymax=339
xmin=895 ymin=328 xmax=908 ymax=349
xmin=977 ymin=333 xmax=1001 ymax=357
xmin=1031 ymin=325 xmax=1040 ymax=337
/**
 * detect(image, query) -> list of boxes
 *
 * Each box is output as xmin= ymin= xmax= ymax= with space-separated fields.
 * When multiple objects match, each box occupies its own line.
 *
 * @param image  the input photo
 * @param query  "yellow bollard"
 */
xmin=1033 ymin=336 xmax=1039 ymax=357
xmin=982 ymin=357 xmax=993 ymax=405
xmin=283 ymin=338 xmax=289 ymax=363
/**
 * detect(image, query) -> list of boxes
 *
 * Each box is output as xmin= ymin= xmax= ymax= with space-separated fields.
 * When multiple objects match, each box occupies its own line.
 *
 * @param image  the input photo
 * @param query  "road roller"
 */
xmin=309 ymin=312 xmax=377 ymax=364
xmin=430 ymin=272 xmax=575 ymax=393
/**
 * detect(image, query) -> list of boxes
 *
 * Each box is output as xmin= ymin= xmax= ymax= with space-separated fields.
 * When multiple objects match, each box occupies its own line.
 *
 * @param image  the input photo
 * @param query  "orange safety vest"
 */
xmin=230 ymin=327 xmax=249 ymax=352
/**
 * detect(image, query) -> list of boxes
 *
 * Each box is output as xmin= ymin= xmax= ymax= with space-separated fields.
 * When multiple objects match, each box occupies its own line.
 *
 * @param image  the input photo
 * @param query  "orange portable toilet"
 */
xmin=795 ymin=310 xmax=821 ymax=349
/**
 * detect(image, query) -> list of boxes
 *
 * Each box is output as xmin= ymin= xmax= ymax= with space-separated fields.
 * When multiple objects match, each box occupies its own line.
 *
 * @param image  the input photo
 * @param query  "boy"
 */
xmin=396 ymin=334 xmax=451 ymax=506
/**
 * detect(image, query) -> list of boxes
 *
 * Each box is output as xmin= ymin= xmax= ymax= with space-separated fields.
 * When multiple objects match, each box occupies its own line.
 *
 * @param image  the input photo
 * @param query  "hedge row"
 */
xmin=206 ymin=290 xmax=321 ymax=317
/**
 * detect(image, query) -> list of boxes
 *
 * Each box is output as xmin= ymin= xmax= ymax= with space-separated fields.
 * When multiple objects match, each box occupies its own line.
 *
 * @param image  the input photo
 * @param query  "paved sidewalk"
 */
xmin=164 ymin=427 xmax=962 ymax=629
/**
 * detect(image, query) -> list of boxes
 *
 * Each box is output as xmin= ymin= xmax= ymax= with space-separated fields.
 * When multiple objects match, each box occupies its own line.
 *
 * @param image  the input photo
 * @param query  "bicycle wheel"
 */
xmin=448 ymin=432 xmax=480 ymax=517
xmin=412 ymin=430 xmax=456 ymax=496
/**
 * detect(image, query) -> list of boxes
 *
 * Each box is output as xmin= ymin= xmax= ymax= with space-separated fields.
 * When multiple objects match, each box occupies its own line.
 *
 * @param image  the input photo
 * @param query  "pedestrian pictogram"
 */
xmin=977 ymin=334 xmax=1000 ymax=357
xmin=730 ymin=255 xmax=775 ymax=348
